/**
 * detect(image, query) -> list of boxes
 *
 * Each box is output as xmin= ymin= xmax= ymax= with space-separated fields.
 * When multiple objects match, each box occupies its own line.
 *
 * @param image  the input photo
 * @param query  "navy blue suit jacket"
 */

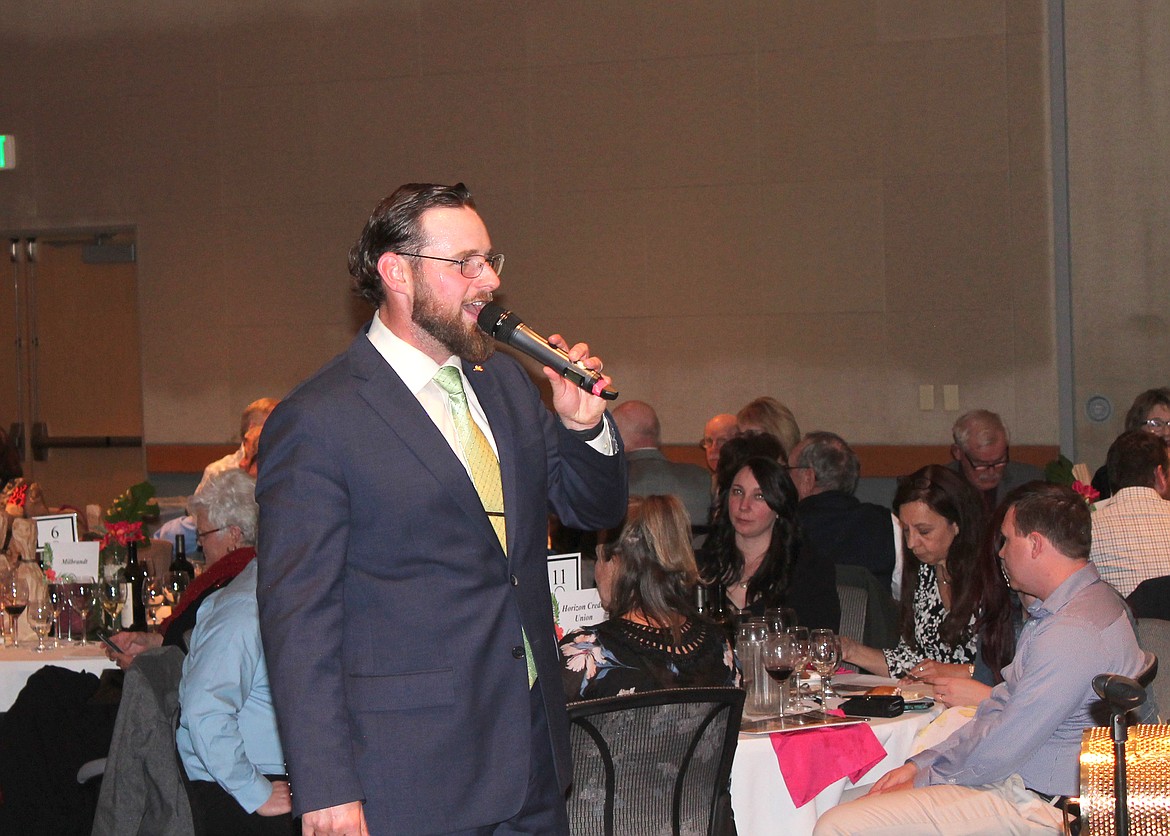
xmin=255 ymin=331 xmax=626 ymax=833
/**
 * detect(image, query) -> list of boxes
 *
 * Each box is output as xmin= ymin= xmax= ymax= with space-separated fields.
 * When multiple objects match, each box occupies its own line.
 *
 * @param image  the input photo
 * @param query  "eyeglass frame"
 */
xmin=396 ymin=251 xmax=505 ymax=279
xmin=960 ymin=447 xmax=1010 ymax=472
xmin=1143 ymin=418 xmax=1170 ymax=432
xmin=195 ymin=527 xmax=224 ymax=547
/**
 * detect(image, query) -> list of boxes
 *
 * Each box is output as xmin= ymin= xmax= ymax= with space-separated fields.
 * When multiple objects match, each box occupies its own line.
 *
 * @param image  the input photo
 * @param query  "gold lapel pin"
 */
xmin=473 ymin=365 xmax=484 ymax=372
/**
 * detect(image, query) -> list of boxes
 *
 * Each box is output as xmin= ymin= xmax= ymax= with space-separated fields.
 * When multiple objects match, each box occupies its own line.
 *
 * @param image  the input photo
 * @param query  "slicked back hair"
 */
xmin=349 ymin=182 xmax=476 ymax=307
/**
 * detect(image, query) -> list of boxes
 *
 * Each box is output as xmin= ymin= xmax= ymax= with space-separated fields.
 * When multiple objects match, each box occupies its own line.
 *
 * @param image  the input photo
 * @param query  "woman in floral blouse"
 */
xmin=559 ymin=495 xmax=740 ymax=701
xmin=841 ymin=465 xmax=1015 ymax=691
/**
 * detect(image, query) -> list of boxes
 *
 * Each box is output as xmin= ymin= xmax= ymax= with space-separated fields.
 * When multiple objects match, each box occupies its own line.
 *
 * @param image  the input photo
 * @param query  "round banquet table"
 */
xmin=0 ymin=642 xmax=118 ymax=711
xmin=730 ymin=699 xmax=943 ymax=835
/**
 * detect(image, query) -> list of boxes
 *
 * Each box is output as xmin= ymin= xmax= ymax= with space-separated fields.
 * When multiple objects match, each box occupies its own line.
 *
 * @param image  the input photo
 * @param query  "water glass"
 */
xmin=28 ymin=600 xmax=54 ymax=653
xmin=736 ymin=617 xmax=773 ymax=716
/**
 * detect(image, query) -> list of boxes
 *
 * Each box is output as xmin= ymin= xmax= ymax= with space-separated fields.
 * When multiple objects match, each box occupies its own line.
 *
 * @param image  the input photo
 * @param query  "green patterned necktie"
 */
xmin=433 ymin=365 xmax=536 ymax=687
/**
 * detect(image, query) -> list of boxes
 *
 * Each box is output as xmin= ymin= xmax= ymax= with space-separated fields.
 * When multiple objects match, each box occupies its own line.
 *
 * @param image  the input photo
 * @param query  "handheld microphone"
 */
xmin=477 ymin=302 xmax=619 ymax=401
xmin=1093 ymin=673 xmax=1146 ymax=714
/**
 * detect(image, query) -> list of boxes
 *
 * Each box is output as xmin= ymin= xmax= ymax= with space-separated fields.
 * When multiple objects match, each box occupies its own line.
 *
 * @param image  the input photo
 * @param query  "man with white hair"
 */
xmin=613 ymin=400 xmax=710 ymax=529
xmin=789 ymin=432 xmax=902 ymax=600
xmin=947 ymin=409 xmax=1043 ymax=512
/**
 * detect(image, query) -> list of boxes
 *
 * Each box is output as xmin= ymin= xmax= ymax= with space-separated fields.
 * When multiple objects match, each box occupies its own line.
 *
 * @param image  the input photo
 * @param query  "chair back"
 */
xmin=835 ymin=564 xmax=900 ymax=651
xmin=566 ymin=686 xmax=744 ymax=836
xmin=1136 ymin=618 xmax=1170 ymax=721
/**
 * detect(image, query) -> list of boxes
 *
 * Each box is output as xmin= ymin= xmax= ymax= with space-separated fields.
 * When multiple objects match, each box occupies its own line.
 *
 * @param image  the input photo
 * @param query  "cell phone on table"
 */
xmin=97 ymin=631 xmax=125 ymax=655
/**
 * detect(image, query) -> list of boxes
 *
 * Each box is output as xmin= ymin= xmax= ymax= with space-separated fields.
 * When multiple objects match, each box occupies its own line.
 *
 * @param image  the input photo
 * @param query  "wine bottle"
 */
xmin=121 ymin=540 xmax=149 ymax=631
xmin=169 ymin=534 xmax=195 ymax=583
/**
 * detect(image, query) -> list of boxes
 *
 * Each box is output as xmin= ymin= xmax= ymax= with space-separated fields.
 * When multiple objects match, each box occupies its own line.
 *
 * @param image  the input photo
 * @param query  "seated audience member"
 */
xmin=788 ymin=432 xmax=901 ymax=596
xmin=177 ymin=547 xmax=293 ymax=835
xmin=842 ymin=466 xmax=1002 ymax=684
xmin=1091 ymin=387 xmax=1170 ymax=500
xmin=612 ymin=400 xmax=712 ymax=530
xmin=1127 ymin=574 xmax=1170 ymax=619
xmin=814 ymin=483 xmax=1150 ymax=836
xmin=1089 ymin=429 xmax=1170 ymax=596
xmin=947 ymin=409 xmax=1043 ymax=512
xmin=736 ymin=396 xmax=800 ymax=458
xmin=196 ymin=397 xmax=279 ymax=493
xmin=701 ymin=413 xmax=738 ymax=475
xmin=156 ymin=398 xmax=277 ymax=549
xmin=701 ymin=412 xmax=739 ymax=495
xmin=699 ymin=453 xmax=840 ymax=630
xmin=559 ymin=495 xmax=739 ymax=701
xmin=106 ymin=469 xmax=259 ymax=665
xmin=917 ymin=501 xmax=1023 ymax=708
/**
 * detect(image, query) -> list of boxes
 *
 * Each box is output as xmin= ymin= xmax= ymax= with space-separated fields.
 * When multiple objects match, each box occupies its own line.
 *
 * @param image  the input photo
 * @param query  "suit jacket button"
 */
xmin=512 ymin=645 xmax=525 ymax=659
xmin=510 ymin=574 xmax=519 ymax=586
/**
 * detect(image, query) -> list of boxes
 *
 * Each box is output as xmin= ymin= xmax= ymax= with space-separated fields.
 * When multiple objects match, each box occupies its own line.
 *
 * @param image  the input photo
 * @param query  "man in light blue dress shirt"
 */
xmin=815 ymin=482 xmax=1150 ymax=835
xmin=178 ymin=559 xmax=293 ymax=834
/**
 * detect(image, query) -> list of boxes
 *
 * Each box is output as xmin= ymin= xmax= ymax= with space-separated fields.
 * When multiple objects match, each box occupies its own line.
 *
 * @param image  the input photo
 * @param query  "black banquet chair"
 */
xmin=565 ymin=686 xmax=744 ymax=836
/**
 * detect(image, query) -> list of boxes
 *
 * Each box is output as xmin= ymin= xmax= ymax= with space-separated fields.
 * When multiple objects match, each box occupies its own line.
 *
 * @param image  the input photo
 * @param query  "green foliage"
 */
xmin=103 ymin=480 xmax=160 ymax=524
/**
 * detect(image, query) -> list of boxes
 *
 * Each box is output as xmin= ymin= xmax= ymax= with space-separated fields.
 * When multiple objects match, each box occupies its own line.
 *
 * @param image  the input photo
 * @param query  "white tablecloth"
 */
xmin=730 ymin=705 xmax=941 ymax=835
xmin=0 ymin=642 xmax=118 ymax=711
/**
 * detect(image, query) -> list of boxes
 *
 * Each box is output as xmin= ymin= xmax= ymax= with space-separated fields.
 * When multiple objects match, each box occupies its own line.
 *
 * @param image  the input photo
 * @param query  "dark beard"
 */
xmin=412 ymin=281 xmax=495 ymax=363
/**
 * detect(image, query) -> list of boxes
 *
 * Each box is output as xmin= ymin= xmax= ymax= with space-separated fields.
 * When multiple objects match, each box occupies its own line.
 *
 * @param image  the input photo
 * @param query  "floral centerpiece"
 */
xmin=97 ymin=480 xmax=160 ymax=564
xmin=1044 ymin=455 xmax=1100 ymax=506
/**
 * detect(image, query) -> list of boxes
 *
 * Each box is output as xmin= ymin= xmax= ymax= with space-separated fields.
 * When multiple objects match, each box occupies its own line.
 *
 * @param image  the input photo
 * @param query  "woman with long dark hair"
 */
xmin=559 ymin=495 xmax=739 ymax=701
xmin=842 ymin=465 xmax=1013 ymax=687
xmin=698 ymin=454 xmax=839 ymax=630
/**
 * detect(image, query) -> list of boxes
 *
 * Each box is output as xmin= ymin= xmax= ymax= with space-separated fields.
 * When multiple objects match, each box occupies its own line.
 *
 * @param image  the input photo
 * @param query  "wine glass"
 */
xmin=48 ymin=584 xmax=68 ymax=646
xmin=810 ymin=628 xmax=842 ymax=705
xmin=27 ymin=599 xmax=54 ymax=653
xmin=763 ymin=632 xmax=799 ymax=716
xmin=786 ymin=626 xmax=811 ymax=705
xmin=70 ymin=583 xmax=96 ymax=646
xmin=163 ymin=570 xmax=190 ymax=608
xmin=764 ymin=607 xmax=797 ymax=636
xmin=142 ymin=578 xmax=166 ymax=629
xmin=99 ymin=580 xmax=125 ymax=632
xmin=2 ymin=578 xmax=29 ymax=649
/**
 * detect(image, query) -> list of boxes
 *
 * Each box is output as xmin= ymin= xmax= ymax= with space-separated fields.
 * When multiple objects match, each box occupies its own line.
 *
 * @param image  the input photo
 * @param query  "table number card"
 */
xmin=34 ymin=513 xmax=79 ymax=548
xmin=547 ymin=552 xmax=581 ymax=595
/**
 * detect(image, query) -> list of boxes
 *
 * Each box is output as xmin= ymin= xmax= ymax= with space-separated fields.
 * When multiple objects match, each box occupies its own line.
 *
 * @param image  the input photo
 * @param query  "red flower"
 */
xmin=101 ymin=520 xmax=146 ymax=549
xmin=8 ymin=483 xmax=28 ymax=507
xmin=1072 ymin=480 xmax=1100 ymax=504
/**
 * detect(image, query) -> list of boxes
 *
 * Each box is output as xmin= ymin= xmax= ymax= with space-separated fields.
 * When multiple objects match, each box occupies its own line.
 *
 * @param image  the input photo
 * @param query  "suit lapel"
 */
xmin=347 ymin=336 xmax=503 ymax=555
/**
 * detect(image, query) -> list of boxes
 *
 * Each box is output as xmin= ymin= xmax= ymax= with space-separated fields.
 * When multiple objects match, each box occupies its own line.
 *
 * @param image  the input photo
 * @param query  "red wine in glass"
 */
xmin=766 ymin=664 xmax=795 ymax=683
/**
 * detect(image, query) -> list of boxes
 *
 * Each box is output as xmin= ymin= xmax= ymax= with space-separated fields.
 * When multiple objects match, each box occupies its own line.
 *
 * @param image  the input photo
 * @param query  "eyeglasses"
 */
xmin=700 ymin=434 xmax=736 ymax=450
xmin=961 ymin=448 xmax=1010 ymax=472
xmin=195 ymin=527 xmax=223 ymax=547
xmin=397 ymin=252 xmax=505 ymax=279
xmin=1144 ymin=419 xmax=1170 ymax=432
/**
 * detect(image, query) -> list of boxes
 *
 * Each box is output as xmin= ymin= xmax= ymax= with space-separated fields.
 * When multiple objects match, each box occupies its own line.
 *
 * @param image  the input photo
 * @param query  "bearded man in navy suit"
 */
xmin=256 ymin=183 xmax=626 ymax=835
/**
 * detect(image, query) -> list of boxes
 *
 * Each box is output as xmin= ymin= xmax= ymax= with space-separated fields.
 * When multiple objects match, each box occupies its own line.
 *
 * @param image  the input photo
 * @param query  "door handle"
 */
xmin=30 ymin=421 xmax=141 ymax=461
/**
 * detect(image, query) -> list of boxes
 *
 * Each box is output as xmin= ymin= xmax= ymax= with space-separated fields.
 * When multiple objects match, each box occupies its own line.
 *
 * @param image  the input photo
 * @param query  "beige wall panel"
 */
xmin=1006 ymin=0 xmax=1046 ymax=35
xmin=758 ymin=45 xmax=884 ymax=181
xmin=878 ymin=37 xmax=1008 ymax=176
xmin=1006 ymin=33 xmax=1050 ymax=172
xmin=752 ymin=180 xmax=887 ymax=314
xmin=875 ymin=0 xmax=1006 ymax=42
xmin=527 ymin=61 xmax=648 ymax=192
xmin=754 ymin=1 xmax=878 ymax=50
xmin=884 ymin=172 xmax=1013 ymax=310
xmin=635 ymin=55 xmax=760 ymax=188
xmin=124 ymin=89 xmax=224 ymax=215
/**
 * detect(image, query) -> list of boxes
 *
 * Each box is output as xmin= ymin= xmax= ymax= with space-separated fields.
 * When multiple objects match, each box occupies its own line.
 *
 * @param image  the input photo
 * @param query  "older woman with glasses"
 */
xmin=1091 ymin=387 xmax=1170 ymax=500
xmin=105 ymin=468 xmax=259 ymax=668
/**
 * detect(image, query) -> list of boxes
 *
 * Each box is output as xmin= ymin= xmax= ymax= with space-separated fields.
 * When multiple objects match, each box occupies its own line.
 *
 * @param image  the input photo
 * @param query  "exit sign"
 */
xmin=0 ymin=136 xmax=15 ymax=170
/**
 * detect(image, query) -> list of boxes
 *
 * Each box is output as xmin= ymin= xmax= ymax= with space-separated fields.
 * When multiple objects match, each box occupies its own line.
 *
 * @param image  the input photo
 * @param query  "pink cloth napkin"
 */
xmin=769 ymin=714 xmax=887 ymax=807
